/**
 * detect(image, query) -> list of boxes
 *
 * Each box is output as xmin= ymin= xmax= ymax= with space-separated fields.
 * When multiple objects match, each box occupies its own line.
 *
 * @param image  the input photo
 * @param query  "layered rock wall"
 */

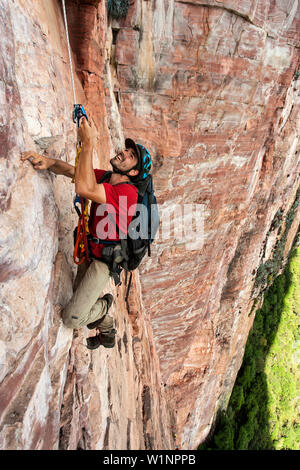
xmin=109 ymin=0 xmax=300 ymax=447
xmin=0 ymin=0 xmax=299 ymax=450
xmin=0 ymin=0 xmax=173 ymax=450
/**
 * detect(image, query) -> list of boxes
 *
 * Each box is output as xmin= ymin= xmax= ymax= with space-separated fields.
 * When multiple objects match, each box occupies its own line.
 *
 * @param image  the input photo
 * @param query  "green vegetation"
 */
xmin=254 ymin=188 xmax=300 ymax=291
xmin=200 ymin=245 xmax=300 ymax=450
xmin=107 ymin=0 xmax=129 ymax=19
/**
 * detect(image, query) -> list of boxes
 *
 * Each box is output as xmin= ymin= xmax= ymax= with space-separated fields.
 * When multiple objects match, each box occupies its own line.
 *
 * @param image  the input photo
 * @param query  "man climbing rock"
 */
xmin=21 ymin=118 xmax=152 ymax=349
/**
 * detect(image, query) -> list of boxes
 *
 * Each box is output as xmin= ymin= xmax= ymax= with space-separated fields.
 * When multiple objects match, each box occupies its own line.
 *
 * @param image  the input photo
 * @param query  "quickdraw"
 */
xmin=72 ymin=123 xmax=90 ymax=265
xmin=61 ymin=0 xmax=90 ymax=265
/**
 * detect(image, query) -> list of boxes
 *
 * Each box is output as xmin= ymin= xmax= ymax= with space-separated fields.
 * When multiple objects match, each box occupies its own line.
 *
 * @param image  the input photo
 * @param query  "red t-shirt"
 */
xmin=88 ymin=169 xmax=138 ymax=259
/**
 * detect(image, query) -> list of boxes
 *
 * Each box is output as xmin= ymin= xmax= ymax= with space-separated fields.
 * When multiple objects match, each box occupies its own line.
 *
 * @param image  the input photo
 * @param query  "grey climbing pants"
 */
xmin=62 ymin=259 xmax=113 ymax=331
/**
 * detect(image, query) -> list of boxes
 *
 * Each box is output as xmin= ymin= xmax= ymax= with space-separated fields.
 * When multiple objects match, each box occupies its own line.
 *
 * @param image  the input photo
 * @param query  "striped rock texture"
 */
xmin=0 ymin=0 xmax=299 ymax=449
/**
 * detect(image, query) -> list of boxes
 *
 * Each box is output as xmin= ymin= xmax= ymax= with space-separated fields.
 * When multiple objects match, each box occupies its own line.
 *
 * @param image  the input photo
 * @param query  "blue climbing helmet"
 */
xmin=125 ymin=138 xmax=152 ymax=181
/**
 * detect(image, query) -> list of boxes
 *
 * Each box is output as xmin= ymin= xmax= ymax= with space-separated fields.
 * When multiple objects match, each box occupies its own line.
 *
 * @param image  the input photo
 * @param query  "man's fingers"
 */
xmin=77 ymin=116 xmax=98 ymax=146
xmin=80 ymin=117 xmax=89 ymax=128
xmin=30 ymin=157 xmax=42 ymax=165
xmin=80 ymin=117 xmax=95 ymax=131
xmin=21 ymin=152 xmax=46 ymax=170
xmin=78 ymin=118 xmax=88 ymax=138
xmin=21 ymin=151 xmax=40 ymax=161
xmin=21 ymin=152 xmax=34 ymax=161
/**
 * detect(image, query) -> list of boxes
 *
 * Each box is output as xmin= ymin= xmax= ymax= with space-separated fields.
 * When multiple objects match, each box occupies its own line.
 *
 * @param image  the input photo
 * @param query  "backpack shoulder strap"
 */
xmin=98 ymin=171 xmax=136 ymax=188
xmin=134 ymin=175 xmax=151 ymax=197
xmin=115 ymin=181 xmax=135 ymax=186
xmin=98 ymin=171 xmax=112 ymax=184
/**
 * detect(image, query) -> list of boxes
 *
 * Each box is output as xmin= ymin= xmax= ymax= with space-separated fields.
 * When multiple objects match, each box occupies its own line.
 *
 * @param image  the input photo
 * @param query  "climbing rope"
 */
xmin=61 ymin=0 xmax=90 ymax=265
xmin=61 ymin=0 xmax=76 ymax=104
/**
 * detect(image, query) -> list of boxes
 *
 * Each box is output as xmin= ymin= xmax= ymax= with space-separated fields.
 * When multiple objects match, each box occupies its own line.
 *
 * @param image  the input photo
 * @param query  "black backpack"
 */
xmin=89 ymin=171 xmax=160 ymax=285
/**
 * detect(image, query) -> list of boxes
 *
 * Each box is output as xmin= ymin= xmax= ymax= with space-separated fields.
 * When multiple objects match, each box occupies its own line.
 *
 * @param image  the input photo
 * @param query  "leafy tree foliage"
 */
xmin=200 ymin=246 xmax=299 ymax=450
xmin=107 ymin=0 xmax=129 ymax=19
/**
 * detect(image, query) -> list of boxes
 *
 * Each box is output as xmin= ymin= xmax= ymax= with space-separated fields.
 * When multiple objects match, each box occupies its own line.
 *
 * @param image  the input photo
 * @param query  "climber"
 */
xmin=21 ymin=118 xmax=152 ymax=349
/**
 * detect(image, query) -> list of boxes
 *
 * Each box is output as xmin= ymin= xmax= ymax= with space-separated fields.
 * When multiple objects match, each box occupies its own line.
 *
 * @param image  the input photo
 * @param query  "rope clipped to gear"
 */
xmin=61 ymin=0 xmax=90 ymax=265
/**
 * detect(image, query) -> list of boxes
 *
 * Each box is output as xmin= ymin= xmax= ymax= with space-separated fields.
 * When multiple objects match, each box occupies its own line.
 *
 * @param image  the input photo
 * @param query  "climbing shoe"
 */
xmin=87 ymin=294 xmax=114 ymax=330
xmin=86 ymin=335 xmax=101 ymax=350
xmin=86 ymin=329 xmax=116 ymax=350
xmin=100 ymin=328 xmax=116 ymax=348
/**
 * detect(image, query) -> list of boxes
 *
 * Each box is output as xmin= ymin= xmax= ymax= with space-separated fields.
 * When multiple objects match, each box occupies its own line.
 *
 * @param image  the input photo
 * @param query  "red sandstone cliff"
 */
xmin=0 ymin=0 xmax=299 ymax=450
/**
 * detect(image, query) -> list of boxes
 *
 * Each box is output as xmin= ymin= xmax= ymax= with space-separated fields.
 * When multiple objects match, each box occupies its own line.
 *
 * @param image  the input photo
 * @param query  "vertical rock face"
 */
xmin=0 ymin=0 xmax=173 ymax=450
xmin=0 ymin=0 xmax=299 ymax=450
xmin=111 ymin=0 xmax=300 ymax=447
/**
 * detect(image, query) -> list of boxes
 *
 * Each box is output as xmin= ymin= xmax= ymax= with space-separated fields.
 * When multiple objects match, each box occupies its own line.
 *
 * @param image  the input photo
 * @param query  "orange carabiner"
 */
xmin=73 ymin=212 xmax=90 ymax=265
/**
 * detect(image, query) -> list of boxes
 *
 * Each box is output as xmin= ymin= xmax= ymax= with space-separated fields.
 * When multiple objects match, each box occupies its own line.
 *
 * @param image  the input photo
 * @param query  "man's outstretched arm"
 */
xmin=21 ymin=151 xmax=75 ymax=179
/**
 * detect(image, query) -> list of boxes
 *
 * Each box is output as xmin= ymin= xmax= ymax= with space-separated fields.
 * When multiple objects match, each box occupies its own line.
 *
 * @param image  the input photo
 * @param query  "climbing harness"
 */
xmin=72 ymin=134 xmax=91 ymax=266
xmin=61 ymin=0 xmax=90 ymax=265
